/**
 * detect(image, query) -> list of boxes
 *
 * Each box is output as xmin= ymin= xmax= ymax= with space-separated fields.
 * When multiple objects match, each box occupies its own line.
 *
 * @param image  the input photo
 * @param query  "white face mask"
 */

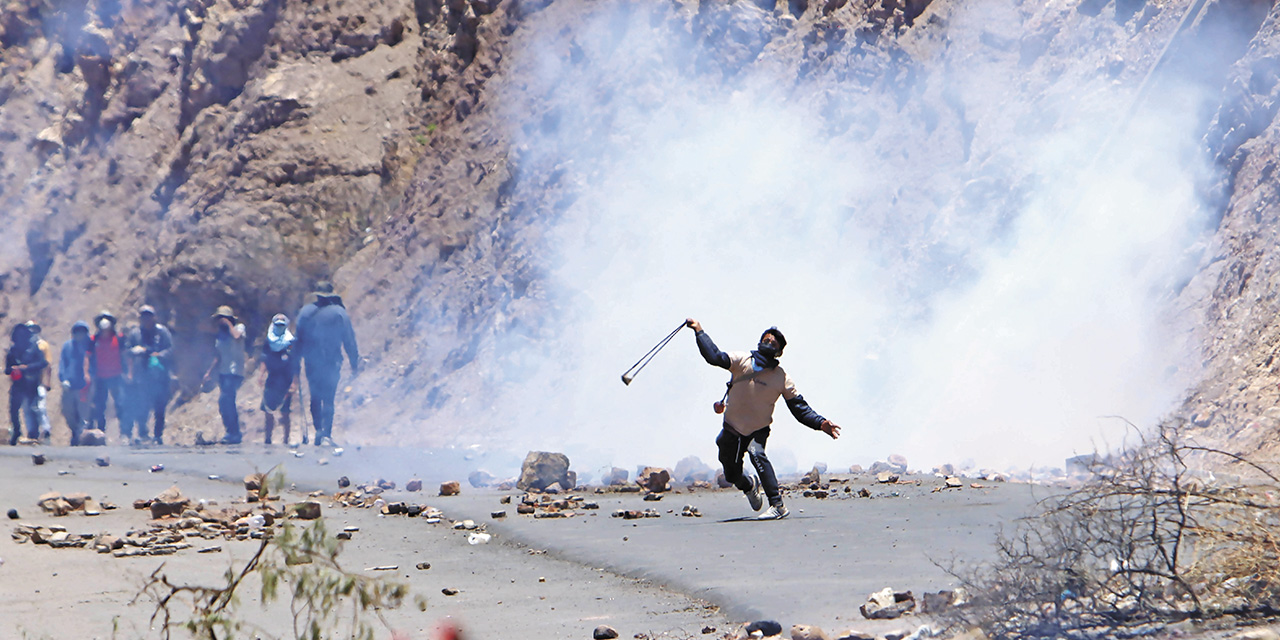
xmin=98 ymin=319 xmax=111 ymax=331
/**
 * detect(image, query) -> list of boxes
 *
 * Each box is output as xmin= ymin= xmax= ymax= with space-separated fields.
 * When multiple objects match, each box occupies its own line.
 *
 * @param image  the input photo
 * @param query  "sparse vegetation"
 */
xmin=139 ymin=519 xmax=413 ymax=640
xmin=942 ymin=419 xmax=1280 ymax=639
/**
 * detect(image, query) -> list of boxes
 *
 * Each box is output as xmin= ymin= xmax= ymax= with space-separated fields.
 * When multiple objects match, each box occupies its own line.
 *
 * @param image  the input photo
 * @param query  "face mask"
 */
xmin=757 ymin=342 xmax=779 ymax=359
xmin=272 ymin=324 xmax=286 ymax=336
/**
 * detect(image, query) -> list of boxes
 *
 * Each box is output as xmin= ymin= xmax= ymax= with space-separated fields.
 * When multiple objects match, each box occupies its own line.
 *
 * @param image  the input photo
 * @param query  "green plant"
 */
xmin=139 ymin=518 xmax=411 ymax=639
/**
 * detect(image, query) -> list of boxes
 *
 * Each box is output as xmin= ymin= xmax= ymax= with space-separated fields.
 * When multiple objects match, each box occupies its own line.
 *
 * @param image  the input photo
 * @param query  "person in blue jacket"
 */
xmin=295 ymin=281 xmax=359 ymax=446
xmin=58 ymin=321 xmax=93 ymax=445
xmin=125 ymin=305 xmax=174 ymax=445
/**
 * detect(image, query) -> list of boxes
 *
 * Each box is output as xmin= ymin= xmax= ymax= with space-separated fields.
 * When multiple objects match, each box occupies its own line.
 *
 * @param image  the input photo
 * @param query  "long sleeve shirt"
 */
xmin=695 ymin=330 xmax=825 ymax=436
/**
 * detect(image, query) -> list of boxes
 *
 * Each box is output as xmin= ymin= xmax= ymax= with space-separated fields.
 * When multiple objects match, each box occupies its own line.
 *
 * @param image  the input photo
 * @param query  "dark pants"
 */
xmin=219 ymin=374 xmax=243 ymax=441
xmin=127 ymin=377 xmax=169 ymax=442
xmin=9 ymin=385 xmax=39 ymax=444
xmin=716 ymin=425 xmax=782 ymax=507
xmin=306 ymin=365 xmax=340 ymax=441
xmin=91 ymin=376 xmax=126 ymax=434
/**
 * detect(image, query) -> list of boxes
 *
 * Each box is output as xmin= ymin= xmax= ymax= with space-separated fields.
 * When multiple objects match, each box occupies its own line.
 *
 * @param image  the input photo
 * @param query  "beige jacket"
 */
xmin=722 ymin=351 xmax=800 ymax=436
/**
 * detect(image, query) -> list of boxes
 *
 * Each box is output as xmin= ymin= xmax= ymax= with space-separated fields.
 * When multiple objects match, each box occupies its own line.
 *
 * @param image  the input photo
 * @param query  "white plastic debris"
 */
xmin=467 ymin=532 xmax=491 ymax=545
xmin=332 ymin=447 xmax=344 ymax=457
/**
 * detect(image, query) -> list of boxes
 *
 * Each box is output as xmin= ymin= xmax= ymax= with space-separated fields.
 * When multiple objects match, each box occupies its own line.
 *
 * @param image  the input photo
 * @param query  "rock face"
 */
xmin=1 ymin=0 xmax=1278 ymax=465
xmin=517 ymin=451 xmax=572 ymax=492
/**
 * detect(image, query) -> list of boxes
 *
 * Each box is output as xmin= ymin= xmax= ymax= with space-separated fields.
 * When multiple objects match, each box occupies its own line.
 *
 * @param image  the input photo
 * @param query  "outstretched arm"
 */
xmin=686 ymin=318 xmax=730 ymax=369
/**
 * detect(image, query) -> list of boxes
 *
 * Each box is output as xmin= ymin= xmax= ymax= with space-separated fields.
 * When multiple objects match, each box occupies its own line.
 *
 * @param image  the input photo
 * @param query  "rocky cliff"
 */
xmin=3 ymin=0 xmax=1280 ymax=466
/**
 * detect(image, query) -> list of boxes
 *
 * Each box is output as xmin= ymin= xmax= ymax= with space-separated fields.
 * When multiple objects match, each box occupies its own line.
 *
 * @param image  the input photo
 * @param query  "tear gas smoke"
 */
xmin=469 ymin=0 xmax=1230 ymax=475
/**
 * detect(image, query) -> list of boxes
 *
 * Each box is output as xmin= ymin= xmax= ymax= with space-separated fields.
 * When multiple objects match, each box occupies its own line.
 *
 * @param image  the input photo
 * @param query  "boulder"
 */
xmin=674 ymin=456 xmax=713 ymax=483
xmin=439 ymin=481 xmax=461 ymax=496
xmin=593 ymin=625 xmax=619 ymax=639
xmin=406 ymin=479 xmax=423 ymax=492
xmin=79 ymin=429 xmax=107 ymax=446
xmin=149 ymin=486 xmax=190 ymax=519
xmin=517 ymin=451 xmax=572 ymax=492
xmin=637 ymin=467 xmax=671 ymax=493
xmin=468 ymin=470 xmax=495 ymax=488
xmin=849 ymin=464 xmax=864 ymax=474
xmin=860 ymin=589 xmax=915 ymax=619
xmin=745 ymin=620 xmax=784 ymax=637
xmin=944 ymin=476 xmax=963 ymax=488
xmin=63 ymin=492 xmax=90 ymax=510
xmin=801 ymin=466 xmax=822 ymax=485
xmin=870 ymin=460 xmax=906 ymax=475
xmin=935 ymin=463 xmax=956 ymax=476
xmin=921 ymin=590 xmax=957 ymax=614
xmin=876 ymin=471 xmax=899 ymax=484
xmin=292 ymin=501 xmax=322 ymax=519
xmin=791 ymin=625 xmax=831 ymax=640
xmin=715 ymin=471 xmax=734 ymax=488
xmin=603 ymin=467 xmax=629 ymax=486
xmin=887 ymin=454 xmax=908 ymax=469
xmin=244 ymin=473 xmax=265 ymax=492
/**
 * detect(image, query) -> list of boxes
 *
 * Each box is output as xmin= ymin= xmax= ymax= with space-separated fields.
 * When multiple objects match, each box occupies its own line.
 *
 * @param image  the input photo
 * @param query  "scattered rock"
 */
xmin=887 ymin=454 xmax=908 ymax=469
xmin=79 ymin=430 xmax=107 ymax=446
xmin=468 ymin=470 xmax=496 ymax=487
xmin=849 ymin=464 xmax=864 ymax=474
xmin=32 ymin=453 xmax=45 ymax=465
xmin=637 ymin=467 xmax=671 ymax=493
xmin=944 ymin=476 xmax=963 ymax=488
xmin=745 ymin=621 xmax=784 ymax=637
xmin=415 ymin=562 xmax=431 ymax=570
xmin=860 ymin=588 xmax=915 ymax=619
xmin=337 ymin=476 xmax=350 ymax=488
xmin=791 ymin=624 xmax=831 ymax=640
xmin=439 ymin=481 xmax=461 ymax=496
xmin=921 ymin=590 xmax=958 ymax=614
xmin=517 ymin=451 xmax=573 ymax=492
xmin=715 ymin=471 xmax=734 ymax=488
xmin=835 ymin=631 xmax=875 ymax=640
xmin=292 ymin=501 xmax=322 ymax=520
xmin=442 ymin=587 xmax=459 ymax=596
xmin=876 ymin=471 xmax=900 ymax=484
xmin=857 ymin=488 xmax=871 ymax=498
xmin=150 ymin=464 xmax=164 ymax=473
xmin=244 ymin=473 xmax=266 ymax=492
xmin=406 ymin=478 xmax=423 ymax=492
xmin=643 ymin=492 xmax=663 ymax=502
xmin=149 ymin=486 xmax=190 ymax=519
xmin=594 ymin=625 xmax=620 ymax=639
xmin=6 ymin=509 xmax=17 ymax=520
xmin=95 ymin=456 xmax=110 ymax=467
xmin=491 ymin=510 xmax=506 ymax=518
xmin=376 ymin=479 xmax=396 ymax=491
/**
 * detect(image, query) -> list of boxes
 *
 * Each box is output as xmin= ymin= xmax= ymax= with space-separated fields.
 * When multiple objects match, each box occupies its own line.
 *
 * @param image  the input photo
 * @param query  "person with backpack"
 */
xmin=125 ymin=305 xmax=174 ymax=445
xmin=257 ymin=313 xmax=298 ymax=445
xmin=295 ymin=281 xmax=359 ymax=446
xmin=58 ymin=321 xmax=93 ymax=445
xmin=685 ymin=318 xmax=841 ymax=520
xmin=6 ymin=323 xmax=47 ymax=445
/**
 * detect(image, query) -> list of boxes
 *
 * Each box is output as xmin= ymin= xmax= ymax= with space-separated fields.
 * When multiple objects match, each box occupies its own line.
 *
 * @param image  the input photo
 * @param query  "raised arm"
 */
xmin=686 ymin=318 xmax=730 ymax=369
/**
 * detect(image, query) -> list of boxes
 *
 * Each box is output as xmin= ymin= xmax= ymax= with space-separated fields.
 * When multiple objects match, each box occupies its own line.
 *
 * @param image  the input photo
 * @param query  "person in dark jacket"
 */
xmin=295 ymin=281 xmax=359 ymax=446
xmin=685 ymin=319 xmax=840 ymax=520
xmin=125 ymin=305 xmax=174 ymax=445
xmin=58 ymin=321 xmax=93 ymax=445
xmin=257 ymin=314 xmax=298 ymax=445
xmin=90 ymin=310 xmax=128 ymax=439
xmin=202 ymin=306 xmax=246 ymax=445
xmin=6 ymin=323 xmax=48 ymax=445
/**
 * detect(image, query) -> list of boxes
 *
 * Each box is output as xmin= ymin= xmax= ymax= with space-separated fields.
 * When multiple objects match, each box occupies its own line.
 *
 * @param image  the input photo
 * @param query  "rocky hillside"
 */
xmin=2 ymin=0 xmax=1280 ymax=467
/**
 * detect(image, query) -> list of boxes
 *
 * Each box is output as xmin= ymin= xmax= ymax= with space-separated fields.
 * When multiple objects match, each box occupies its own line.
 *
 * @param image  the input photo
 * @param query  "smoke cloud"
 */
xmin=473 ymin=0 xmax=1226 ymax=476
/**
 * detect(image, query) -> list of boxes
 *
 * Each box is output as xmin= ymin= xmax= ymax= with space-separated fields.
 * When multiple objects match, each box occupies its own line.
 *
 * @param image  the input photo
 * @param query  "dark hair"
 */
xmin=761 ymin=327 xmax=787 ymax=355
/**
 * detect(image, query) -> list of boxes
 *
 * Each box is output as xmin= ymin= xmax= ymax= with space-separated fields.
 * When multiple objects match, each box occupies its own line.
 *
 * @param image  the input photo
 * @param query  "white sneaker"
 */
xmin=745 ymin=476 xmax=765 ymax=512
xmin=757 ymin=504 xmax=790 ymax=520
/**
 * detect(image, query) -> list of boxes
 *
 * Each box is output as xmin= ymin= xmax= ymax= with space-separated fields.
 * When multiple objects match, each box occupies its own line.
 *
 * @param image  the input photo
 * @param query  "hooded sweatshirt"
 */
xmin=296 ymin=294 xmax=359 ymax=372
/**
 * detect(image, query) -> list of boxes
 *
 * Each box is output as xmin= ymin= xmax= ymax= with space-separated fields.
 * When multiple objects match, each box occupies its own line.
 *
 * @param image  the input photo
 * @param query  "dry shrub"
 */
xmin=942 ymin=420 xmax=1280 ymax=639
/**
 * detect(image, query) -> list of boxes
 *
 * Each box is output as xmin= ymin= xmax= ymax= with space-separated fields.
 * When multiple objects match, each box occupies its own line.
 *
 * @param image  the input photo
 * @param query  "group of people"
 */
xmin=4 ymin=281 xmax=359 ymax=447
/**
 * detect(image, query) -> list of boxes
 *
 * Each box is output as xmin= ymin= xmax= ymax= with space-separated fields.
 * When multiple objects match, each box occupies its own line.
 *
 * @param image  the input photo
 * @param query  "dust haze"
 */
xmin=456 ymin=0 xmax=1227 ymax=476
